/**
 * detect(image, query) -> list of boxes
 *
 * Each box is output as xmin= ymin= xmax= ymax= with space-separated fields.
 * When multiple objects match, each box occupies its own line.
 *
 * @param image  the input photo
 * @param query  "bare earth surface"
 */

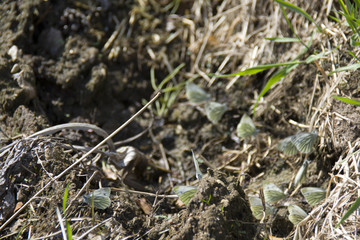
xmin=1 ymin=1 xmax=360 ymax=239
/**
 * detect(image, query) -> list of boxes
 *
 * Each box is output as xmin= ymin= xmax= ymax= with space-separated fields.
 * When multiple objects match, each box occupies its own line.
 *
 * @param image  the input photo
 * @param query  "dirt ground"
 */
xmin=1 ymin=0 xmax=360 ymax=239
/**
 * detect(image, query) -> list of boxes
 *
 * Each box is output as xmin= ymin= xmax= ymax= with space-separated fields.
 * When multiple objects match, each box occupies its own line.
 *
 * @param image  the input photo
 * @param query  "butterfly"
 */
xmin=236 ymin=114 xmax=258 ymax=138
xmin=185 ymin=82 xmax=211 ymax=103
xmin=173 ymin=186 xmax=198 ymax=205
xmin=288 ymin=204 xmax=308 ymax=225
xmin=83 ymin=187 xmax=111 ymax=210
xmin=291 ymin=131 xmax=318 ymax=154
xmin=248 ymin=196 xmax=274 ymax=220
xmin=300 ymin=187 xmax=326 ymax=206
xmin=277 ymin=136 xmax=299 ymax=155
xmin=191 ymin=150 xmax=203 ymax=180
xmin=294 ymin=159 xmax=310 ymax=186
xmin=205 ymin=102 xmax=227 ymax=124
xmin=263 ymin=182 xmax=286 ymax=204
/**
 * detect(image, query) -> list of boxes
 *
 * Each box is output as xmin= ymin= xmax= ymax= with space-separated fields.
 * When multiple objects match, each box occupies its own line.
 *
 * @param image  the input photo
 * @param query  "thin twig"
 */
xmin=111 ymin=187 xmax=178 ymax=198
xmin=76 ymin=218 xmax=112 ymax=240
xmin=0 ymin=122 xmax=116 ymax=154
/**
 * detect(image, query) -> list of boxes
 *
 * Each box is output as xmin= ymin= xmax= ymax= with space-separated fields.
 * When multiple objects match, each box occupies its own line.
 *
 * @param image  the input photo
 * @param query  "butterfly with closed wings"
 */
xmin=205 ymin=101 xmax=227 ymax=124
xmin=185 ymin=82 xmax=211 ymax=103
xmin=83 ymin=187 xmax=111 ymax=210
xmin=237 ymin=114 xmax=258 ymax=138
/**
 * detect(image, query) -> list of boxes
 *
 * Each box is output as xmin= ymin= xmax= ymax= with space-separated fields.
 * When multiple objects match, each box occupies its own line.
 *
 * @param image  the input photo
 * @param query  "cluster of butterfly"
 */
xmin=244 ymin=129 xmax=321 ymax=225
xmin=184 ymin=83 xmax=323 ymax=213
xmin=249 ymin=182 xmax=326 ymax=225
xmin=82 ymin=85 xmax=321 ymax=216
xmin=185 ymin=82 xmax=259 ymax=139
xmin=186 ymin=82 xmax=227 ymax=124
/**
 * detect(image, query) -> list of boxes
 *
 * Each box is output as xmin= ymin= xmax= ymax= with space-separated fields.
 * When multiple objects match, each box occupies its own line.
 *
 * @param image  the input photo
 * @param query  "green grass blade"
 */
xmin=336 ymin=196 xmax=360 ymax=227
xmin=266 ymin=37 xmax=301 ymax=42
xmin=329 ymin=15 xmax=340 ymax=23
xmin=158 ymin=63 xmax=185 ymax=90
xmin=15 ymin=225 xmax=26 ymax=240
xmin=332 ymin=96 xmax=360 ymax=106
xmin=274 ymin=0 xmax=322 ymax=32
xmin=329 ymin=62 xmax=360 ymax=74
xmin=211 ymin=61 xmax=301 ymax=78
xmin=344 ymin=13 xmax=360 ymax=37
xmin=252 ymin=34 xmax=311 ymax=114
xmin=338 ymin=0 xmax=349 ymax=15
xmin=150 ymin=67 xmax=158 ymax=90
xmin=343 ymin=13 xmax=360 ymax=26
xmin=253 ymin=63 xmax=299 ymax=114
xmin=66 ymin=220 xmax=73 ymax=240
xmin=305 ymin=51 xmax=332 ymax=63
xmin=350 ymin=35 xmax=360 ymax=46
xmin=348 ymin=50 xmax=360 ymax=62
xmin=167 ymin=89 xmax=180 ymax=108
xmin=354 ymin=0 xmax=360 ymax=8
xmin=63 ymin=183 xmax=70 ymax=212
xmin=149 ymin=63 xmax=185 ymax=117
xmin=278 ymin=4 xmax=308 ymax=49
xmin=281 ymin=5 xmax=297 ymax=37
xmin=162 ymin=82 xmax=185 ymax=92
xmin=337 ymin=0 xmax=360 ymax=37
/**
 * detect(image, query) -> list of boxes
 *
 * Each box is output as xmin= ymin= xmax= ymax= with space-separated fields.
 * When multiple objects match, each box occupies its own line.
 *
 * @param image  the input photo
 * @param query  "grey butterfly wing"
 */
xmin=93 ymin=187 xmax=111 ymax=197
xmin=294 ymin=160 xmax=309 ymax=186
xmin=277 ymin=136 xmax=299 ymax=155
xmin=263 ymin=182 xmax=286 ymax=204
xmin=249 ymin=196 xmax=274 ymax=220
xmin=83 ymin=188 xmax=111 ymax=210
xmin=185 ymin=83 xmax=210 ymax=103
xmin=174 ymin=185 xmax=198 ymax=205
xmin=93 ymin=196 xmax=111 ymax=210
xmin=300 ymin=187 xmax=326 ymax=206
xmin=237 ymin=114 xmax=257 ymax=138
xmin=288 ymin=204 xmax=307 ymax=225
xmin=174 ymin=185 xmax=197 ymax=196
xmin=205 ymin=102 xmax=227 ymax=124
xmin=292 ymin=132 xmax=318 ymax=153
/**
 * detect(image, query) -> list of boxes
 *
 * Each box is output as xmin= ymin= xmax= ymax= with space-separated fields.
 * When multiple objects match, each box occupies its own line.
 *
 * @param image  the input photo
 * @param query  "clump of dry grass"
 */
xmin=296 ymin=142 xmax=360 ymax=239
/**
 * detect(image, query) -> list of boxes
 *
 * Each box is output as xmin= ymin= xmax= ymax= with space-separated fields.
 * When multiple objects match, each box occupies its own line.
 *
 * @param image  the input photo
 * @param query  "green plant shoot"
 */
xmin=336 ymin=196 xmax=360 ymax=227
xmin=332 ymin=96 xmax=360 ymax=106
xmin=63 ymin=183 xmax=70 ymax=213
